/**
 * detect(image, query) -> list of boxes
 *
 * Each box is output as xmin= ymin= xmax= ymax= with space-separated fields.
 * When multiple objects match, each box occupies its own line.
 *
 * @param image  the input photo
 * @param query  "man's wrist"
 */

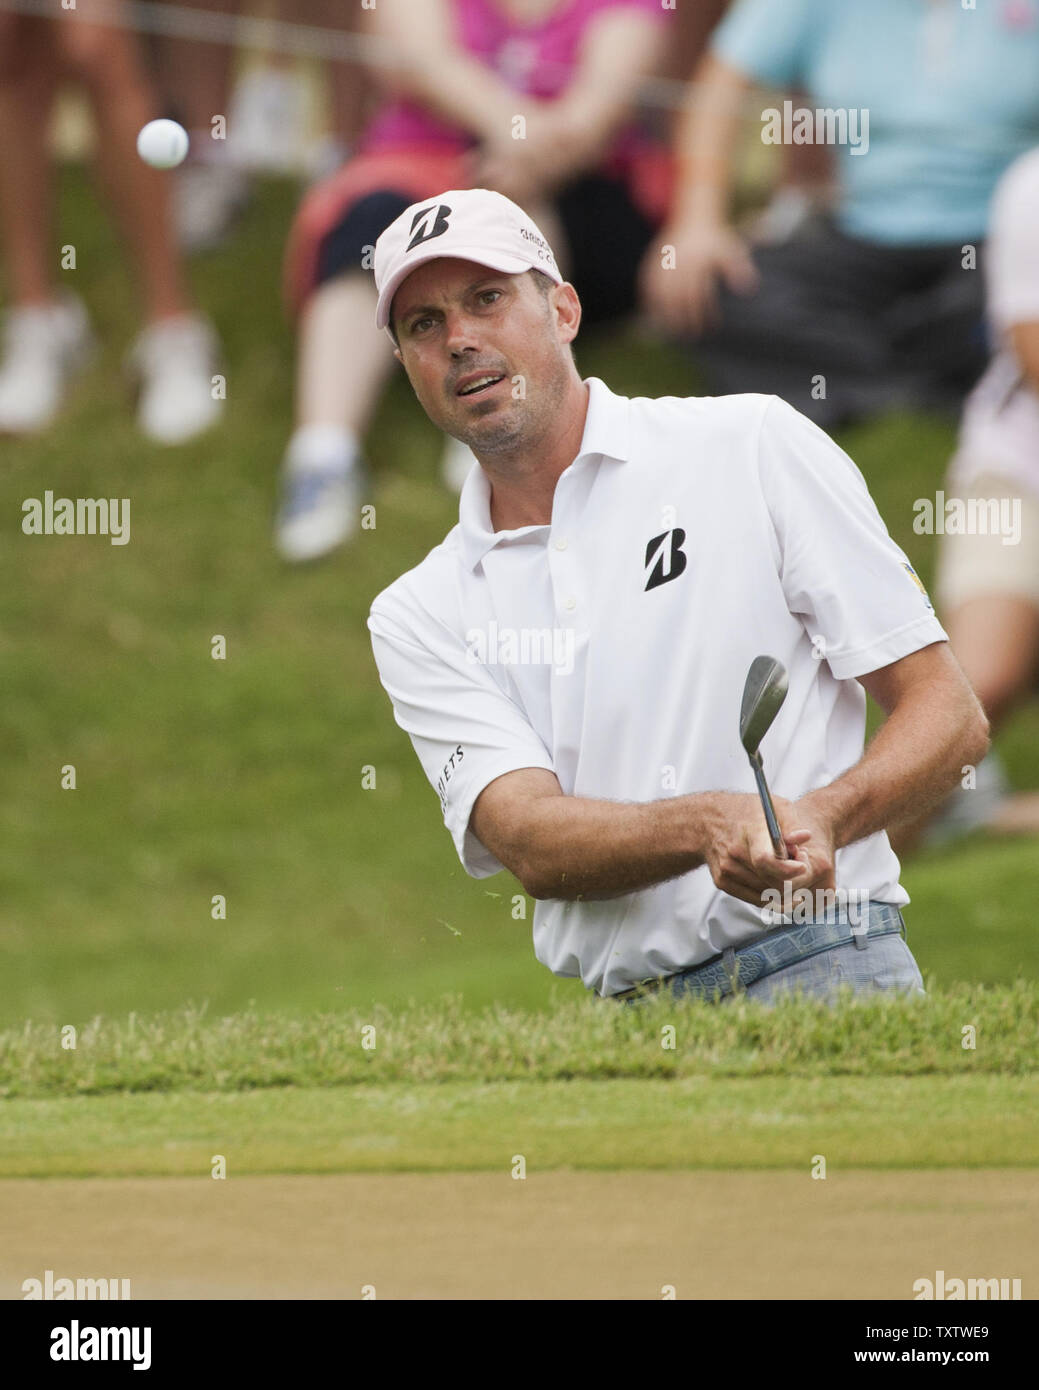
xmin=798 ymin=783 xmax=854 ymax=850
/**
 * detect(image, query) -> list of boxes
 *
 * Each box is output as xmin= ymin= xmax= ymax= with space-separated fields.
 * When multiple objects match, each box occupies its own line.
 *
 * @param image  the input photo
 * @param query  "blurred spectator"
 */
xmin=148 ymin=0 xmax=251 ymax=253
xmin=297 ymin=0 xmax=381 ymax=176
xmin=276 ymin=0 xmax=672 ymax=564
xmin=894 ymin=147 xmax=1039 ymax=851
xmin=0 ymin=7 xmax=223 ymax=444
xmin=640 ymin=0 xmax=1039 ymax=429
xmin=213 ymin=3 xmax=376 ymax=182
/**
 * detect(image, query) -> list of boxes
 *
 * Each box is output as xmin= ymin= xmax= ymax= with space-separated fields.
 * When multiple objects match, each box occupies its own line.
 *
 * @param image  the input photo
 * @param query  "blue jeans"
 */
xmin=619 ymin=902 xmax=925 ymax=1006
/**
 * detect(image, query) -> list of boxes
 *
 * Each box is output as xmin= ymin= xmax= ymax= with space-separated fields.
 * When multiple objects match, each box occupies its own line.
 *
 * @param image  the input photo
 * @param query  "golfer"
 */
xmin=367 ymin=189 xmax=989 ymax=1003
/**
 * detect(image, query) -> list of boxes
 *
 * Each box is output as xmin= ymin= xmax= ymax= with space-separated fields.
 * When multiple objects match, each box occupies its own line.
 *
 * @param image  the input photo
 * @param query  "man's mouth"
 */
xmin=455 ymin=373 xmax=506 ymax=398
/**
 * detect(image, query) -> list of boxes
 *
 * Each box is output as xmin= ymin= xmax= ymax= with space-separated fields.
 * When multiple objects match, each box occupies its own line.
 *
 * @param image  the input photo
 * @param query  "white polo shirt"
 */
xmin=368 ymin=377 xmax=948 ymax=997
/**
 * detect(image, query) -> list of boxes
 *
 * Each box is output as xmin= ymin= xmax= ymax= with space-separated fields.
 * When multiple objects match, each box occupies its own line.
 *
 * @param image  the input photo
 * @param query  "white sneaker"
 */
xmin=126 ymin=313 xmax=224 ymax=445
xmin=440 ymin=434 xmax=478 ymax=494
xmin=0 ymin=292 xmax=93 ymax=434
xmin=275 ymin=425 xmax=366 ymax=563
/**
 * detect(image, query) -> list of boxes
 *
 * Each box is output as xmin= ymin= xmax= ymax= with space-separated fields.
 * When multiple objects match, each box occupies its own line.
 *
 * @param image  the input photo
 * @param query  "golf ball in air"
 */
xmin=137 ymin=119 xmax=189 ymax=169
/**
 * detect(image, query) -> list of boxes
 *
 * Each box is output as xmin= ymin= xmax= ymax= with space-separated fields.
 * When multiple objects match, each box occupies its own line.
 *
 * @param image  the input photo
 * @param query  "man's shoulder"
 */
xmin=625 ymin=387 xmax=778 ymax=429
xmin=368 ymin=523 xmax=465 ymax=633
xmin=613 ymin=388 xmax=792 ymax=464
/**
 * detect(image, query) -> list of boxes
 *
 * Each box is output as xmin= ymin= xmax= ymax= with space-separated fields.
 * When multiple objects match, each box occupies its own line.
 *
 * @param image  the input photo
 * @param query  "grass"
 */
xmin=2 ymin=166 xmax=1036 ymax=1189
xmin=1 ymin=985 xmax=1036 ymax=1097
xmin=0 ymin=166 xmax=1037 ymax=1035
xmin=2 ymin=1076 xmax=1036 ymax=1176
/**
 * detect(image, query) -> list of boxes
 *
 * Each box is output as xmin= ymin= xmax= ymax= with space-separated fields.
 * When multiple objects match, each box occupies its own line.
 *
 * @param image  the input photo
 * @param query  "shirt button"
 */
xmin=564 ymin=596 xmax=577 ymax=611
xmin=554 ymin=537 xmax=568 ymax=551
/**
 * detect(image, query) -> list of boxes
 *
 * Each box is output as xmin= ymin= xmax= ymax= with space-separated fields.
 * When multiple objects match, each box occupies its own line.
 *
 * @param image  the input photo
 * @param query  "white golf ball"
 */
xmin=136 ymin=119 xmax=189 ymax=170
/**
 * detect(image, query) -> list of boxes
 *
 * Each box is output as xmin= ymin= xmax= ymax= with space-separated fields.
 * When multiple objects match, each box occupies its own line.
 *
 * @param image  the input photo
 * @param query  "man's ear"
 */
xmin=552 ymin=282 xmax=582 ymax=345
xmin=393 ymin=347 xmax=403 ymax=364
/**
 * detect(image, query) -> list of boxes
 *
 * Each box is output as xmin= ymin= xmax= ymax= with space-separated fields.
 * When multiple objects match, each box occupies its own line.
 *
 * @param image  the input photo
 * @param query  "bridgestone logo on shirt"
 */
xmin=644 ymin=529 xmax=687 ymax=590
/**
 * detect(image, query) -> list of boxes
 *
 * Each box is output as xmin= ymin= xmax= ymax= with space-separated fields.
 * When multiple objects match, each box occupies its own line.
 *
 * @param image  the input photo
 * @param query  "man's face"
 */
xmin=391 ymin=258 xmax=579 ymax=457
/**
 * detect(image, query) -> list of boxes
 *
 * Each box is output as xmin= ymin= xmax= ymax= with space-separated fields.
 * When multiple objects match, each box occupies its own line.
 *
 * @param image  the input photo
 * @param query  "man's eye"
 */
xmin=411 ymin=317 xmax=434 ymax=335
xmin=479 ymin=290 xmax=502 ymax=305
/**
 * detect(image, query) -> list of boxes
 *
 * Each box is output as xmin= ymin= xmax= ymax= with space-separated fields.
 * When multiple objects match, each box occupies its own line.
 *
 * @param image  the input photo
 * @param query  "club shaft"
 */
xmin=750 ymin=754 xmax=786 ymax=858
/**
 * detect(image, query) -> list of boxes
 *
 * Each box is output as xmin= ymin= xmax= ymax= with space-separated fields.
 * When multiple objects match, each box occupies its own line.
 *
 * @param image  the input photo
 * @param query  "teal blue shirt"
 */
xmin=712 ymin=0 xmax=1039 ymax=244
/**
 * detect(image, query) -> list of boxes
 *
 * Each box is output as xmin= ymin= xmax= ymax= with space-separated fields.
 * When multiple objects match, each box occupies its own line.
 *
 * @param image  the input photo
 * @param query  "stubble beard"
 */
xmin=452 ymin=362 xmax=567 ymax=466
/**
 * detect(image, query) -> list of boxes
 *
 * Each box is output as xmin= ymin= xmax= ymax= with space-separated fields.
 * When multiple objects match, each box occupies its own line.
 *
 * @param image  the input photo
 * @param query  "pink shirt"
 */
xmin=361 ymin=0 xmax=668 ymax=155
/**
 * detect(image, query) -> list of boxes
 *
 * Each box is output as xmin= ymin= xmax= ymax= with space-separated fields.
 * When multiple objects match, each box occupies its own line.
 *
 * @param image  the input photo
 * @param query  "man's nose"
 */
xmin=444 ymin=311 xmax=482 ymax=357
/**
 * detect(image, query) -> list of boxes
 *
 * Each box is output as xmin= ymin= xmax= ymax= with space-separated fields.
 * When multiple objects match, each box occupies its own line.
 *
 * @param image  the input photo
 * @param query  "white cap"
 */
xmin=374 ymin=188 xmax=563 ymax=332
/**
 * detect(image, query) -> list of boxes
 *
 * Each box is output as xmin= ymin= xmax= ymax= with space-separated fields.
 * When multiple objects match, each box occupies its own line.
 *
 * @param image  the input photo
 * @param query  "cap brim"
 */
xmin=376 ymin=247 xmax=555 ymax=330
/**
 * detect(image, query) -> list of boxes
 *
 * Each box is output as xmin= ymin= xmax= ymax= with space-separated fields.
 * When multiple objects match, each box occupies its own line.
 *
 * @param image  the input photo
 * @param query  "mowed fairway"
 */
xmin=1 ymin=171 xmax=1038 ymax=1299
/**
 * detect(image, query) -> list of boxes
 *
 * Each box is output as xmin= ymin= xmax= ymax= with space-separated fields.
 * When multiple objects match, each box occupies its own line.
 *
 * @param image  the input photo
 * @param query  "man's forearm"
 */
xmin=522 ymin=793 xmax=710 ymax=901
xmin=800 ymin=682 xmax=990 ymax=851
xmin=672 ymin=53 xmax=748 ymax=227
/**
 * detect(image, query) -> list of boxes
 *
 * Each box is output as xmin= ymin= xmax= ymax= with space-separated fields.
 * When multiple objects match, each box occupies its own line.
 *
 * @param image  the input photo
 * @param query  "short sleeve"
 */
xmin=987 ymin=149 xmax=1039 ymax=331
xmin=710 ymin=0 xmax=820 ymax=88
xmin=368 ymin=601 xmax=556 ymax=877
xmin=756 ymin=397 xmax=948 ymax=680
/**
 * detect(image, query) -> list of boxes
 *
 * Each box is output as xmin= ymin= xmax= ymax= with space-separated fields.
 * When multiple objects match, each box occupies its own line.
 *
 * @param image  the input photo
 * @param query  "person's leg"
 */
xmin=299 ymin=0 xmax=378 ymax=164
xmin=947 ymin=595 xmax=1039 ymax=729
xmin=150 ymin=0 xmax=236 ymax=141
xmin=947 ymin=590 xmax=1039 ymax=835
xmin=55 ymin=6 xmax=225 ymax=443
xmin=0 ymin=18 xmax=95 ymax=433
xmin=296 ymin=276 xmax=394 ymax=435
xmin=294 ymin=189 xmax=411 ymax=436
xmin=276 ymin=188 xmax=408 ymax=561
xmin=149 ymin=0 xmax=249 ymax=252
xmin=55 ymin=7 xmax=190 ymax=324
xmin=891 ymin=476 xmax=1039 ymax=852
xmin=0 ymin=17 xmax=59 ymax=308
xmin=936 ymin=477 xmax=1039 ymax=726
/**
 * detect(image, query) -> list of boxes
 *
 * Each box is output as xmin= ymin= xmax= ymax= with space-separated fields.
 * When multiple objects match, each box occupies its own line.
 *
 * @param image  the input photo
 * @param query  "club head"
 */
xmin=739 ymin=655 xmax=789 ymax=757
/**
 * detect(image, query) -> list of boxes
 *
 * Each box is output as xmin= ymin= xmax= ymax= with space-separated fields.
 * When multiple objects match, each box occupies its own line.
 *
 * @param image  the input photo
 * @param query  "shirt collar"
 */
xmin=458 ymin=376 xmax=631 ymax=571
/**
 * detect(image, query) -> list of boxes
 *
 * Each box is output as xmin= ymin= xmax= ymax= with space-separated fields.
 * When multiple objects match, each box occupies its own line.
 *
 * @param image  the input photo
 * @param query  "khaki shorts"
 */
xmin=934 ymin=471 xmax=1039 ymax=611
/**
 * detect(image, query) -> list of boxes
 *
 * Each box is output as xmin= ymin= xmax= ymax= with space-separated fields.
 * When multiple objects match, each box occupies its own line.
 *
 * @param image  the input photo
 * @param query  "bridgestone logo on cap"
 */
xmin=406 ymin=204 xmax=452 ymax=252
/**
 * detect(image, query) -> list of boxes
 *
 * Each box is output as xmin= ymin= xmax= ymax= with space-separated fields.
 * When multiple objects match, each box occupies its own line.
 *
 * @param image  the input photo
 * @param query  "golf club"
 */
xmin=739 ymin=655 xmax=789 ymax=858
